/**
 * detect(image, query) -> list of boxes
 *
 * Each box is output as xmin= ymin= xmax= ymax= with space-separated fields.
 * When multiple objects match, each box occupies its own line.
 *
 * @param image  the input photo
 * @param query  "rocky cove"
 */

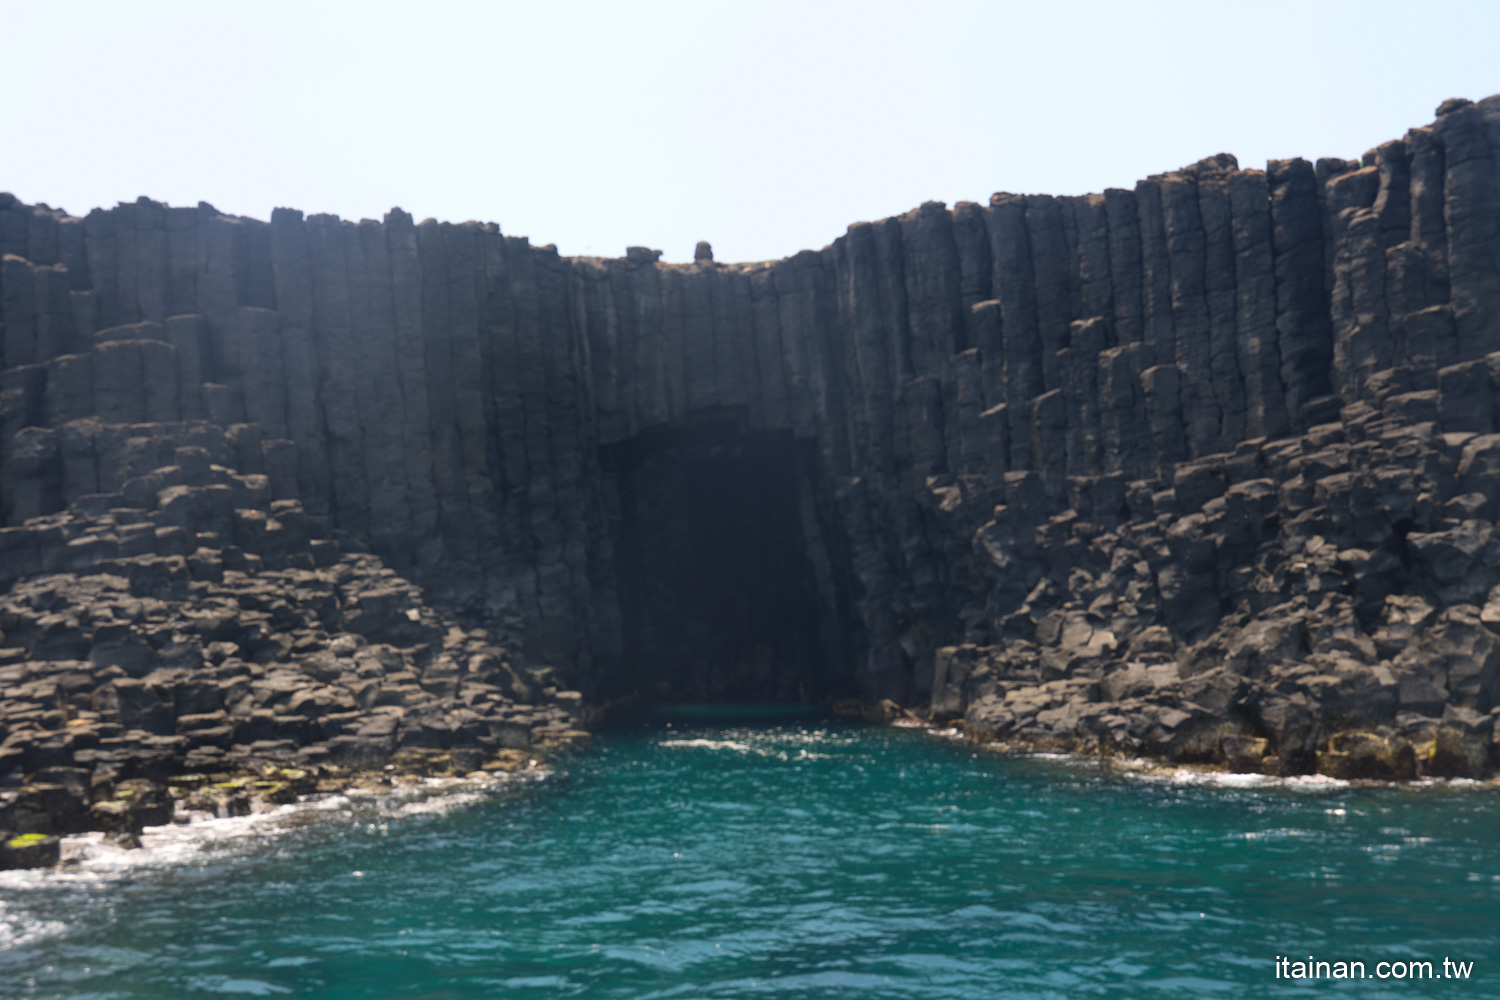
xmin=4 ymin=96 xmax=1500 ymax=866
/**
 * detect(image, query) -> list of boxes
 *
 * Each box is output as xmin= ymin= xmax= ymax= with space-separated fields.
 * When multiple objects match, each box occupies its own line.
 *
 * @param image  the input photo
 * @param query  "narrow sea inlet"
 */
xmin=3 ymin=714 xmax=1497 ymax=999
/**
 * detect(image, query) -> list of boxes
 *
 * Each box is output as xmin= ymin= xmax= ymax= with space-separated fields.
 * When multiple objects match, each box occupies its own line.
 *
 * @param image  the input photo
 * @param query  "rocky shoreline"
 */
xmin=7 ymin=97 xmax=1500 ymax=866
xmin=846 ymin=699 xmax=1497 ymax=785
xmin=0 ymin=420 xmax=588 ymax=868
xmin=1 ymin=742 xmax=569 ymax=872
xmin=922 ymin=384 xmax=1500 ymax=784
xmin=6 ymin=402 xmax=1500 ymax=870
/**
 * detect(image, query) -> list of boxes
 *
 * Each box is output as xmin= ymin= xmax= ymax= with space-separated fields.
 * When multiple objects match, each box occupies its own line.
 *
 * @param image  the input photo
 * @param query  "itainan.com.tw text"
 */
xmin=1274 ymin=955 xmax=1474 ymax=980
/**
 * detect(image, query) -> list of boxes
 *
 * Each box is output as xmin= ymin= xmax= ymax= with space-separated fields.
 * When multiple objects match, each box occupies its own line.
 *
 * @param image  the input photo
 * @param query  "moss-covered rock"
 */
xmin=250 ymin=780 xmax=297 ymax=805
xmin=1319 ymin=732 xmax=1417 ymax=780
xmin=167 ymin=773 xmax=210 ymax=791
xmin=115 ymin=779 xmax=172 ymax=827
xmin=532 ymin=730 xmax=593 ymax=752
xmin=1424 ymin=728 xmax=1486 ymax=778
xmin=90 ymin=799 xmax=143 ymax=836
xmin=1220 ymin=735 xmax=1270 ymax=772
xmin=202 ymin=784 xmax=252 ymax=817
xmin=0 ymin=830 xmax=61 ymax=869
xmin=481 ymin=749 xmax=535 ymax=774
xmin=0 ymin=782 xmax=90 ymax=835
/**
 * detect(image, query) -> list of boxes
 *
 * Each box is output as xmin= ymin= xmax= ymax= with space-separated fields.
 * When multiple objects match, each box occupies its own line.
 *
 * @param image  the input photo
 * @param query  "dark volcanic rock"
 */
xmin=3 ymin=96 xmax=1500 ymax=830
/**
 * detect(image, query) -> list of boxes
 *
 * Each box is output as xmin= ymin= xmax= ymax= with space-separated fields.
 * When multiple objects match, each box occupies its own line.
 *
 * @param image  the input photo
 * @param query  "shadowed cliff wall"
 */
xmin=3 ymin=95 xmax=1499 ymax=702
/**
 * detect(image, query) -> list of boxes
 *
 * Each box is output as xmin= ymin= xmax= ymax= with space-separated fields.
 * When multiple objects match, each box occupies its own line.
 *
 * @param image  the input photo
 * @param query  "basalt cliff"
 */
xmin=3 ymin=97 xmax=1500 ymax=856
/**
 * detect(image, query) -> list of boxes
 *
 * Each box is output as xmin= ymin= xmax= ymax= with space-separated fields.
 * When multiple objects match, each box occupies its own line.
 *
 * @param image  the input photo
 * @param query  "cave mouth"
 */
xmin=601 ymin=413 xmax=854 ymax=706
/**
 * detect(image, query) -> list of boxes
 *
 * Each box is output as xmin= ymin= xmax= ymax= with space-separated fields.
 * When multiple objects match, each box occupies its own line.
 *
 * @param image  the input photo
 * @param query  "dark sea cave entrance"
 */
xmin=600 ymin=414 xmax=856 ymax=708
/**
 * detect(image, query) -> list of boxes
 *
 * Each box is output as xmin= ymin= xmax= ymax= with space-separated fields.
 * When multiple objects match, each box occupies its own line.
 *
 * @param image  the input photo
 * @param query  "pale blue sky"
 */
xmin=3 ymin=1 xmax=1498 ymax=262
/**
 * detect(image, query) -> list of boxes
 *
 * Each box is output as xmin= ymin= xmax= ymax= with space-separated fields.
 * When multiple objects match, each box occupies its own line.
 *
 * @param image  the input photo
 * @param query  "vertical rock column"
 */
xmin=1436 ymin=98 xmax=1500 ymax=360
xmin=1161 ymin=172 xmax=1219 ymax=456
xmin=348 ymin=218 xmax=413 ymax=561
xmin=1097 ymin=342 xmax=1145 ymax=479
xmin=1134 ymin=178 xmax=1177 ymax=372
xmin=1024 ymin=195 xmax=1072 ymax=394
xmin=1071 ymin=194 xmax=1115 ymax=348
xmin=830 ymin=221 xmax=906 ymax=696
xmin=383 ymin=209 xmax=440 ymax=569
xmin=775 ymin=251 xmax=835 ymax=444
xmin=227 ymin=306 xmax=288 ymax=439
xmin=268 ymin=208 xmax=334 ymax=521
xmin=951 ymin=201 xmax=993 ymax=348
xmin=507 ymin=237 xmax=573 ymax=658
xmin=776 ymin=253 xmax=824 ymax=439
xmin=165 ymin=205 xmax=198 ymax=319
xmin=444 ymin=222 xmax=506 ymax=604
xmin=534 ymin=244 xmax=597 ymax=665
xmin=413 ymin=218 xmax=479 ymax=603
xmin=1 ymin=255 xmax=37 ymax=369
xmin=1104 ymin=187 xmax=1144 ymax=349
xmin=482 ymin=231 xmax=540 ymax=629
xmin=1387 ymin=125 xmax=1457 ymax=380
xmin=1326 ymin=161 xmax=1386 ymax=399
xmin=1140 ymin=363 xmax=1188 ymax=477
xmin=657 ymin=264 xmax=689 ymax=423
xmin=1062 ymin=316 xmax=1106 ymax=476
xmin=706 ymin=264 xmax=749 ymax=415
xmin=1269 ymin=158 xmax=1332 ymax=430
xmin=984 ymin=195 xmax=1043 ymax=470
xmin=899 ymin=201 xmax=963 ymax=378
xmin=1197 ymin=160 xmax=1246 ymax=445
xmin=1228 ymin=169 xmax=1287 ymax=439
xmin=673 ymin=264 xmax=711 ymax=415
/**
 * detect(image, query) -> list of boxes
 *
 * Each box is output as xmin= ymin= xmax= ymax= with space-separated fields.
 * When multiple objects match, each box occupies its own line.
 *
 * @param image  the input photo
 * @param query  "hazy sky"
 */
xmin=3 ymin=1 xmax=1498 ymax=262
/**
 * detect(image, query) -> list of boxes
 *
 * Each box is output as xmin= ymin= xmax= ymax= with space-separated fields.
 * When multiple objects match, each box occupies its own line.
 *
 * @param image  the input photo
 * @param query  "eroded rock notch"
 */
xmin=602 ymin=416 xmax=854 ymax=704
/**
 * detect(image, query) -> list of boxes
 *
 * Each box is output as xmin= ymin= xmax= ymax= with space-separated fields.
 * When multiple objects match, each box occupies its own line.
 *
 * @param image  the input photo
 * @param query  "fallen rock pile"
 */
xmin=932 ymin=391 xmax=1500 ymax=779
xmin=0 ymin=421 xmax=584 ymax=867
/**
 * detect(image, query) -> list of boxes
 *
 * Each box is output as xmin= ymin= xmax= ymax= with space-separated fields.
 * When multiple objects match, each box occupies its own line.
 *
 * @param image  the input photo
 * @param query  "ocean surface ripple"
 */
xmin=2 ymin=718 xmax=1497 ymax=998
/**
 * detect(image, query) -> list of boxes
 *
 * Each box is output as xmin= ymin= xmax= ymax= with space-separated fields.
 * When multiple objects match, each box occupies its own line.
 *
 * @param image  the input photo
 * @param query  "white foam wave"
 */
xmin=1 ymin=770 xmax=545 ymax=887
xmin=657 ymin=737 xmax=843 ymax=762
xmin=0 ymin=770 xmax=548 ymax=963
xmin=659 ymin=738 xmax=755 ymax=753
xmin=1123 ymin=764 xmax=1498 ymax=791
xmin=1119 ymin=762 xmax=1351 ymax=790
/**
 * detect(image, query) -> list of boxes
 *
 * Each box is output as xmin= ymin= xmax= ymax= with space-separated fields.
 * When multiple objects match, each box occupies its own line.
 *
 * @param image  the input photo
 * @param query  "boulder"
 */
xmin=1424 ymin=705 xmax=1493 ymax=777
xmin=0 ymin=832 xmax=61 ymax=869
xmin=1254 ymin=693 xmax=1320 ymax=766
xmin=0 ymin=782 xmax=89 ymax=834
xmin=1318 ymin=731 xmax=1416 ymax=779
xmin=1220 ymin=734 xmax=1270 ymax=772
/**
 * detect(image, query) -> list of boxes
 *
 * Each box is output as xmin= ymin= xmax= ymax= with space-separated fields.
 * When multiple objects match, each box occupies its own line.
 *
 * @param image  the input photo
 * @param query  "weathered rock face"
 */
xmin=2 ymin=97 xmax=1500 ymax=778
xmin=0 ymin=417 xmax=583 ymax=856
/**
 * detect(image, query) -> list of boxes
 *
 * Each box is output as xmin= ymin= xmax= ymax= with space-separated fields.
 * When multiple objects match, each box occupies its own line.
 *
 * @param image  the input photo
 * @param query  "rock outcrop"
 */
xmin=3 ymin=96 xmax=1500 ymax=817
xmin=0 ymin=419 xmax=580 ymax=852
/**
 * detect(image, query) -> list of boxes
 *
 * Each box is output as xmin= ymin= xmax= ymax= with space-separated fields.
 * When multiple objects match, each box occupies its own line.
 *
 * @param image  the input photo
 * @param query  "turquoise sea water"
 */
xmin=2 ymin=714 xmax=1498 ymax=998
